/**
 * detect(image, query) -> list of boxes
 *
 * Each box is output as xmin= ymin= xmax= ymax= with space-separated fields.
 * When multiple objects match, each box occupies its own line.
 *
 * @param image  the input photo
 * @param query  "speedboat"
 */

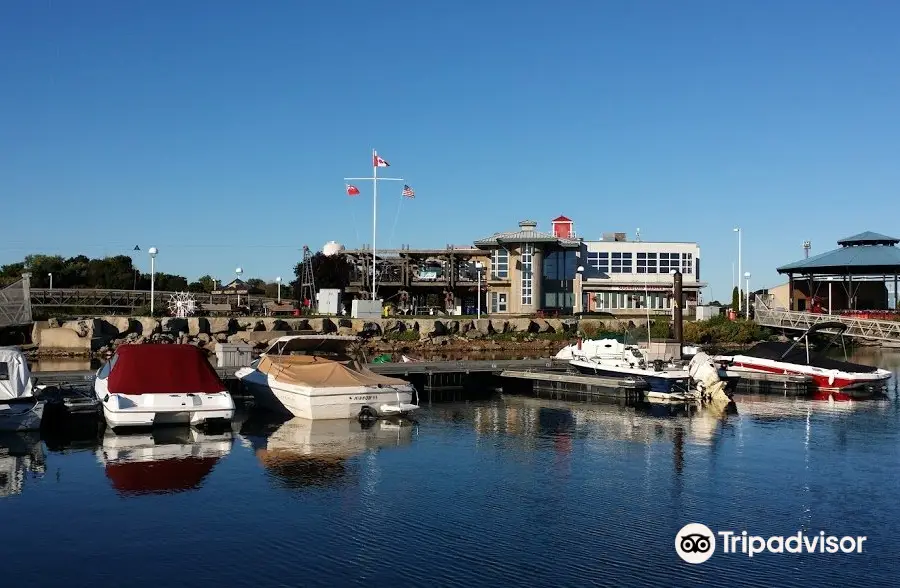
xmin=97 ymin=427 xmax=233 ymax=496
xmin=235 ymin=335 xmax=419 ymax=420
xmin=715 ymin=322 xmax=892 ymax=400
xmin=0 ymin=347 xmax=45 ymax=432
xmin=94 ymin=344 xmax=235 ymax=429
xmin=561 ymin=338 xmax=699 ymax=401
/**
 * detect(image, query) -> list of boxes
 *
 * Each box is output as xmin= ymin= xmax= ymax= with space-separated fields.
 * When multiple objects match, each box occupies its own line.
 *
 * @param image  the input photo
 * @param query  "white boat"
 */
xmin=235 ymin=335 xmax=419 ymax=420
xmin=94 ymin=344 xmax=235 ymax=429
xmin=0 ymin=347 xmax=45 ymax=432
xmin=97 ymin=427 xmax=233 ymax=495
xmin=1 ymin=431 xmax=46 ymax=498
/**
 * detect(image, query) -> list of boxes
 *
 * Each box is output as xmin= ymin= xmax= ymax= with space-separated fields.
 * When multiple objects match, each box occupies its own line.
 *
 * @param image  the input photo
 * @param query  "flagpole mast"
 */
xmin=344 ymin=150 xmax=405 ymax=304
xmin=372 ymin=148 xmax=378 ymax=301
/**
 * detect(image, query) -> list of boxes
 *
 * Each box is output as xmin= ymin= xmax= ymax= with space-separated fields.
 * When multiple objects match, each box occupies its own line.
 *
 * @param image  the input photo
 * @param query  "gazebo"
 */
xmin=775 ymin=231 xmax=900 ymax=315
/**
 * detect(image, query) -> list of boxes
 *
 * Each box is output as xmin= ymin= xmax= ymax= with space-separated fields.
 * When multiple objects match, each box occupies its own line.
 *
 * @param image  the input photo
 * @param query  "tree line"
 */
xmin=0 ymin=251 xmax=355 ymax=304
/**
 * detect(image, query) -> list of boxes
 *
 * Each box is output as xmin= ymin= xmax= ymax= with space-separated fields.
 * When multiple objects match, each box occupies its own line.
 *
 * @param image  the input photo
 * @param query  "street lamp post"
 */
xmin=48 ymin=272 xmax=53 ymax=290
xmin=734 ymin=227 xmax=742 ymax=312
xmin=475 ymin=262 xmax=483 ymax=319
xmin=276 ymin=276 xmax=282 ymax=303
xmin=575 ymin=265 xmax=585 ymax=314
xmin=235 ymin=267 xmax=243 ymax=307
xmin=148 ymin=247 xmax=158 ymax=315
xmin=744 ymin=271 xmax=751 ymax=320
xmin=827 ymin=277 xmax=833 ymax=315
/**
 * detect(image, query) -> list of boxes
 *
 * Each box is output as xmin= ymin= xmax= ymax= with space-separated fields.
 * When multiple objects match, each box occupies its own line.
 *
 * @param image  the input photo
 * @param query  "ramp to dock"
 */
xmin=0 ymin=276 xmax=32 ymax=329
xmin=754 ymin=298 xmax=900 ymax=343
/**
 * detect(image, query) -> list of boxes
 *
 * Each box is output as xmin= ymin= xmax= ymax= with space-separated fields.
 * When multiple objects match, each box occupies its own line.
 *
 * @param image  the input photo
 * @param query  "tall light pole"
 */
xmin=275 ymin=276 xmax=282 ymax=303
xmin=734 ymin=227 xmax=742 ymax=311
xmin=235 ymin=267 xmax=243 ymax=307
xmin=133 ymin=245 xmax=141 ymax=290
xmin=744 ymin=271 xmax=751 ymax=320
xmin=148 ymin=247 xmax=158 ymax=315
xmin=48 ymin=272 xmax=53 ymax=290
xmin=475 ymin=261 xmax=483 ymax=319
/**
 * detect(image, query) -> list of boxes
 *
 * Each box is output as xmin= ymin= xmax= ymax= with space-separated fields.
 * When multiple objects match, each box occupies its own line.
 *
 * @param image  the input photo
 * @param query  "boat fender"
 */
xmin=828 ymin=371 xmax=836 ymax=386
xmin=102 ymin=394 xmax=109 ymax=403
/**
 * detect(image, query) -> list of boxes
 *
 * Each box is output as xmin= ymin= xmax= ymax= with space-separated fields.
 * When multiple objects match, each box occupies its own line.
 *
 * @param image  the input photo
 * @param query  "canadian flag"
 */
xmin=373 ymin=152 xmax=390 ymax=167
xmin=346 ymin=184 xmax=360 ymax=196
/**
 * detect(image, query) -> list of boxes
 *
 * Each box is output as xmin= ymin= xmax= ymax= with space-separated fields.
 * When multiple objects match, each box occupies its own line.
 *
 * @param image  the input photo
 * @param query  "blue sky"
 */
xmin=2 ymin=1 xmax=900 ymax=301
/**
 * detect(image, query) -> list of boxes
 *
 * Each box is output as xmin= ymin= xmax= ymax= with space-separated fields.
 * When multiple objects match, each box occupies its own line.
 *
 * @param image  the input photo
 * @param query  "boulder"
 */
xmin=187 ymin=317 xmax=209 ymax=337
xmin=161 ymin=317 xmax=188 ymax=335
xmin=337 ymin=326 xmax=355 ymax=336
xmin=263 ymin=318 xmax=290 ymax=332
xmin=383 ymin=319 xmax=405 ymax=333
xmin=38 ymin=327 xmax=91 ymax=352
xmin=444 ymin=320 xmax=461 ymax=335
xmin=506 ymin=318 xmax=532 ymax=333
xmin=474 ymin=319 xmax=493 ymax=335
xmin=61 ymin=319 xmax=104 ymax=338
xmin=134 ymin=317 xmax=161 ymax=336
xmin=104 ymin=317 xmax=135 ymax=336
xmin=533 ymin=319 xmax=554 ymax=333
xmin=31 ymin=320 xmax=50 ymax=346
xmin=362 ymin=321 xmax=382 ymax=336
xmin=207 ymin=317 xmax=235 ymax=335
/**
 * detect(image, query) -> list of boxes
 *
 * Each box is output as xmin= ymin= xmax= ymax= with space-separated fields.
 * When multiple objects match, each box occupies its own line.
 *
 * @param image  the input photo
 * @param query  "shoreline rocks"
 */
xmin=29 ymin=315 xmax=599 ymax=358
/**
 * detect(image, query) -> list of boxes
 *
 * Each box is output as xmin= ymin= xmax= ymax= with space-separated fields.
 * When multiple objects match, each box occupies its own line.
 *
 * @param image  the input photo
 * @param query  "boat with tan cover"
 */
xmin=234 ymin=335 xmax=419 ymax=420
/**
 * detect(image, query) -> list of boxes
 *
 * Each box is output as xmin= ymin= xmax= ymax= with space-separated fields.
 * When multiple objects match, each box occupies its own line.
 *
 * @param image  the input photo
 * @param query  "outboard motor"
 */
xmin=688 ymin=352 xmax=732 ymax=407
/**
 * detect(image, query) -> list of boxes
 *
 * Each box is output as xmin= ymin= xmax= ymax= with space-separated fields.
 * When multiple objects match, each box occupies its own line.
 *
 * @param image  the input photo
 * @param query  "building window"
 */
xmin=681 ymin=253 xmax=693 ymax=274
xmin=659 ymin=253 xmax=673 ymax=274
xmin=636 ymin=252 xmax=657 ymax=274
xmin=611 ymin=252 xmax=632 ymax=273
xmin=491 ymin=247 xmax=509 ymax=279
xmin=521 ymin=243 xmax=533 ymax=306
xmin=587 ymin=251 xmax=609 ymax=273
xmin=490 ymin=292 xmax=507 ymax=313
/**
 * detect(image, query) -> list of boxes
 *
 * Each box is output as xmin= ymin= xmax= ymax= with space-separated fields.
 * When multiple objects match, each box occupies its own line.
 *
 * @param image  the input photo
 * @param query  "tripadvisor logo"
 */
xmin=675 ymin=523 xmax=867 ymax=563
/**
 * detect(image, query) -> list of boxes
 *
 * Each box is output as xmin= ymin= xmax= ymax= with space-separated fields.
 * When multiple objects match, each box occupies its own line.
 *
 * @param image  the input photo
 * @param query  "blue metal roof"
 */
xmin=777 ymin=232 xmax=900 ymax=274
xmin=836 ymin=231 xmax=899 ymax=246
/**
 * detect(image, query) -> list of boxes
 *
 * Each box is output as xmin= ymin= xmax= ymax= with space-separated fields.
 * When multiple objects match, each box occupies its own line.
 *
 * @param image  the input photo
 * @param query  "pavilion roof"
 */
xmin=777 ymin=231 xmax=900 ymax=275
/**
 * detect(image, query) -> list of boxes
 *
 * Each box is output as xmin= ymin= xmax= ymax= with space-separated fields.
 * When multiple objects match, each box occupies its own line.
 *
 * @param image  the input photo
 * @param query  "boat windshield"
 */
xmin=265 ymin=337 xmax=363 ymax=364
xmin=97 ymin=354 xmax=119 ymax=379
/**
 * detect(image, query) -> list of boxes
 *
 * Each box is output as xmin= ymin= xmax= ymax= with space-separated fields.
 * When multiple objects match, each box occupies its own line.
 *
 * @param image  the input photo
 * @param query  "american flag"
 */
xmin=401 ymin=184 xmax=415 ymax=198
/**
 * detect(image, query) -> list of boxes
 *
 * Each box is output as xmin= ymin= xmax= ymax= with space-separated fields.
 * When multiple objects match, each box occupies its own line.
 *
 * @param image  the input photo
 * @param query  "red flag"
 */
xmin=373 ymin=152 xmax=390 ymax=167
xmin=346 ymin=184 xmax=360 ymax=196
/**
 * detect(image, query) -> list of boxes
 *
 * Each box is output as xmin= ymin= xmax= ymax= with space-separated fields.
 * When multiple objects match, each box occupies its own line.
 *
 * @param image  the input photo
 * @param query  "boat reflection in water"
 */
xmin=96 ymin=427 xmax=233 ymax=496
xmin=0 ymin=432 xmax=46 ymax=498
xmin=243 ymin=416 xmax=415 ymax=489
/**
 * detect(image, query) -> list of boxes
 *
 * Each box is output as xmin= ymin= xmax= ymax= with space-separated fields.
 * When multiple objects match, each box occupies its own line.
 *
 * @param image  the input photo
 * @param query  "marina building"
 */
xmin=341 ymin=215 xmax=704 ymax=317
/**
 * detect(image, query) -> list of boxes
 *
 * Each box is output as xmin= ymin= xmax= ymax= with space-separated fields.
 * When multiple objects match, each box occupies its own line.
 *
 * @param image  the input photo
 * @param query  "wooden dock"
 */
xmin=499 ymin=369 xmax=648 ymax=402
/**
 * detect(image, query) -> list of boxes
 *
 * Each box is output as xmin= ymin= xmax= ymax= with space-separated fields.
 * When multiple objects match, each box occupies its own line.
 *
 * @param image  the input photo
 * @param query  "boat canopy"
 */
xmin=106 ymin=344 xmax=225 ymax=395
xmin=0 ymin=347 xmax=33 ymax=401
xmin=263 ymin=335 xmax=360 ymax=358
xmin=803 ymin=321 xmax=849 ymax=336
xmin=257 ymin=355 xmax=408 ymax=388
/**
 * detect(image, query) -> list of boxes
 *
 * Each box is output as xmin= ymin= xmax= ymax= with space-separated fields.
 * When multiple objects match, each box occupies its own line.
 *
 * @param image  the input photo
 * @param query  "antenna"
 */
xmin=300 ymin=245 xmax=317 ymax=313
xmin=803 ymin=240 xmax=811 ymax=258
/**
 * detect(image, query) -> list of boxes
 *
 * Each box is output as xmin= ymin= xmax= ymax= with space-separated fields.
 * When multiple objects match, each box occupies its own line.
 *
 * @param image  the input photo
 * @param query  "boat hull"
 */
xmin=726 ymin=358 xmax=891 ymax=397
xmin=236 ymin=368 xmax=418 ymax=420
xmin=0 ymin=399 xmax=45 ymax=432
xmin=569 ymin=359 xmax=691 ymax=394
xmin=94 ymin=378 xmax=235 ymax=429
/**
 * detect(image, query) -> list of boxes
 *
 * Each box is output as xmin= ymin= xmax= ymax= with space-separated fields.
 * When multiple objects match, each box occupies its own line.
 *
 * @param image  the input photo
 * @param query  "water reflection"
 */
xmin=97 ymin=428 xmax=233 ymax=496
xmin=242 ymin=416 xmax=415 ymax=489
xmin=0 ymin=432 xmax=46 ymax=498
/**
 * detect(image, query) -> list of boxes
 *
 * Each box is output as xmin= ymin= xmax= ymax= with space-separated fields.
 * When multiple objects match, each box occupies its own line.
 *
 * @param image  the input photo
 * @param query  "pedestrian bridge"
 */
xmin=754 ymin=297 xmax=900 ymax=343
xmin=0 ymin=276 xmax=33 ymax=329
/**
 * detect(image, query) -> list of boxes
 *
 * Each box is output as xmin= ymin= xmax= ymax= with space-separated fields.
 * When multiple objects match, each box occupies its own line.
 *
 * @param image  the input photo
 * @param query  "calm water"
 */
xmin=4 ymin=353 xmax=900 ymax=587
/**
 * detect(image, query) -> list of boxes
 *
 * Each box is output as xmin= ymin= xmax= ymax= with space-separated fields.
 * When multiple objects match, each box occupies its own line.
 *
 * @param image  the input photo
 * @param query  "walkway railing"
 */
xmin=0 ymin=276 xmax=32 ymax=328
xmin=754 ymin=295 xmax=900 ymax=342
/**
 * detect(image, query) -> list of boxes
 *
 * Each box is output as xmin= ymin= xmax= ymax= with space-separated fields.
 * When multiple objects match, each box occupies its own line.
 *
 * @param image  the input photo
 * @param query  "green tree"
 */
xmin=292 ymin=252 xmax=352 ymax=299
xmin=731 ymin=287 xmax=739 ymax=310
xmin=0 ymin=262 xmax=26 ymax=286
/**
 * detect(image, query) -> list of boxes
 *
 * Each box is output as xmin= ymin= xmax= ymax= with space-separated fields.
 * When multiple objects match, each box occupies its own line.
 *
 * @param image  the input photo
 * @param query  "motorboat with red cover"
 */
xmin=94 ymin=344 xmax=235 ymax=429
xmin=715 ymin=322 xmax=891 ymax=399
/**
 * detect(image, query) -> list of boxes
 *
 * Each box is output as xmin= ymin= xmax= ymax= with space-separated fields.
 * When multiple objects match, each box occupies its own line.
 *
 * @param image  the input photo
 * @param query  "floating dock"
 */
xmin=499 ymin=369 xmax=648 ymax=402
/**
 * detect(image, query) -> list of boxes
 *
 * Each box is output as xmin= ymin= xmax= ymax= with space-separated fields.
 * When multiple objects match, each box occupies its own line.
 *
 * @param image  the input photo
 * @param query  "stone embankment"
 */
xmin=29 ymin=316 xmax=633 ymax=358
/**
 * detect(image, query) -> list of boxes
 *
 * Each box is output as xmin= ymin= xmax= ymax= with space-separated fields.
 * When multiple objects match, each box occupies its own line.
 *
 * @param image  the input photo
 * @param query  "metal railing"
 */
xmin=753 ymin=294 xmax=900 ymax=342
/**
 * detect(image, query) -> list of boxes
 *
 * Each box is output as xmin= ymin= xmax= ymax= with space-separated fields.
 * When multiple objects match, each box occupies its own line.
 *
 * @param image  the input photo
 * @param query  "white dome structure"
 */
xmin=322 ymin=241 xmax=345 ymax=256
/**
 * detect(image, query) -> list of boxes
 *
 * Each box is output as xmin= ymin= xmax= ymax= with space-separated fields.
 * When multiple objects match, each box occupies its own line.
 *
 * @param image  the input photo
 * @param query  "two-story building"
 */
xmin=474 ymin=217 xmax=704 ymax=316
xmin=580 ymin=232 xmax=705 ymax=315
xmin=473 ymin=218 xmax=581 ymax=315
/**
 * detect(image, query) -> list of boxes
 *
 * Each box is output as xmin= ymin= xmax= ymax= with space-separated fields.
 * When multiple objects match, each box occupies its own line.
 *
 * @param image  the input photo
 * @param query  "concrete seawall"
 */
xmin=30 ymin=315 xmax=645 ymax=356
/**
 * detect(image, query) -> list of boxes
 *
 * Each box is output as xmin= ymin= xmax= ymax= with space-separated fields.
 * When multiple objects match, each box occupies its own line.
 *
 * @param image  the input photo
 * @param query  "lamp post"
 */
xmin=744 ymin=271 xmax=751 ymax=320
xmin=827 ymin=277 xmax=833 ymax=315
xmin=734 ymin=227 xmax=742 ymax=312
xmin=276 ymin=276 xmax=282 ymax=303
xmin=670 ymin=269 xmax=677 ymax=320
xmin=235 ymin=267 xmax=243 ymax=307
xmin=475 ymin=262 xmax=483 ymax=319
xmin=133 ymin=245 xmax=140 ymax=290
xmin=48 ymin=272 xmax=53 ymax=290
xmin=576 ymin=265 xmax=585 ymax=314
xmin=148 ymin=247 xmax=158 ymax=316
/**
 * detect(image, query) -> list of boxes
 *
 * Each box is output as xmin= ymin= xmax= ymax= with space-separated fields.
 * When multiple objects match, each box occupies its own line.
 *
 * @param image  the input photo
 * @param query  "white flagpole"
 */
xmin=344 ymin=150 xmax=405 ymax=303
xmin=372 ymin=148 xmax=377 ymax=301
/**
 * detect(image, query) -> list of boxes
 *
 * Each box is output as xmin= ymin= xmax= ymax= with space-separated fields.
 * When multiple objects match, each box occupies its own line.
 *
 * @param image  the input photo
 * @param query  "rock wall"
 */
xmin=30 ymin=315 xmax=644 ymax=356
